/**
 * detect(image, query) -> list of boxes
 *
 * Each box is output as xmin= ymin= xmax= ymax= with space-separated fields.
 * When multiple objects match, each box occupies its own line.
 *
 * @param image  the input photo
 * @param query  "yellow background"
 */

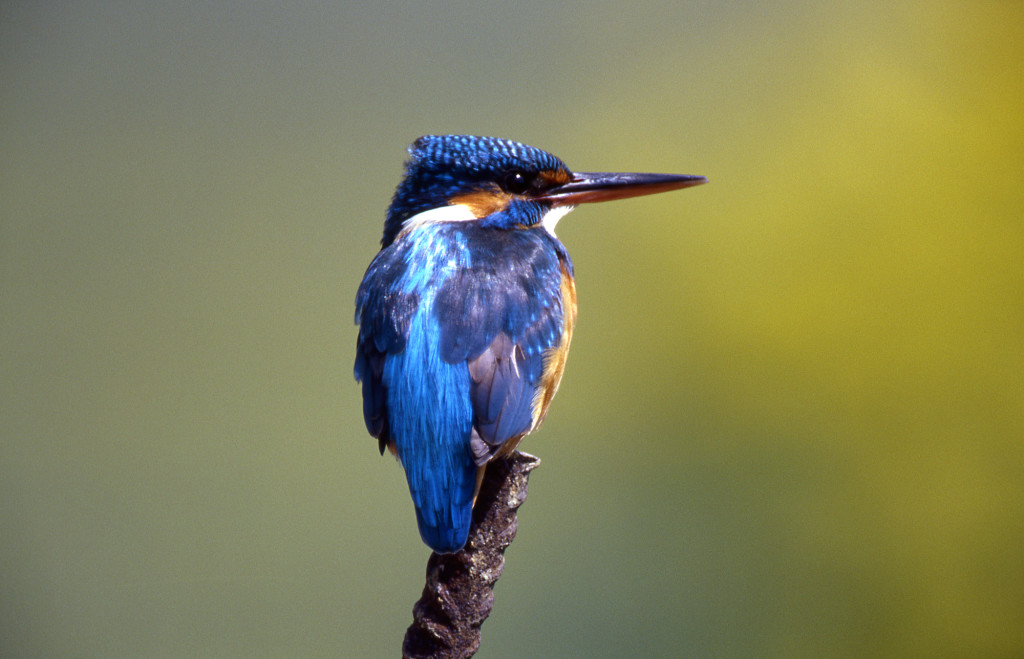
xmin=2 ymin=2 xmax=1021 ymax=656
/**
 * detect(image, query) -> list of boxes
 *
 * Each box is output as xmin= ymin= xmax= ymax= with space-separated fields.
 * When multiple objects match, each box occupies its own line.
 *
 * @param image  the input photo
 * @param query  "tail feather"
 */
xmin=406 ymin=447 xmax=476 ymax=553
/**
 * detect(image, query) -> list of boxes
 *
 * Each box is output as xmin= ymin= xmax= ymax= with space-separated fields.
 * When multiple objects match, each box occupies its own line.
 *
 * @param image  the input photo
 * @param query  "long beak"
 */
xmin=542 ymin=172 xmax=707 ymax=206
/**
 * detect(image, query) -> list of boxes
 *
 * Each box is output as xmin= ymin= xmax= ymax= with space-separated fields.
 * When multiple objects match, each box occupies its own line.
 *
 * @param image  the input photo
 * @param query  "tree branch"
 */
xmin=402 ymin=451 xmax=541 ymax=659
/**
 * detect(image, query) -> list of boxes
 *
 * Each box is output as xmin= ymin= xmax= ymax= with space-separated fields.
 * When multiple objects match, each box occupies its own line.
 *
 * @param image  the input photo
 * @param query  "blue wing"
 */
xmin=433 ymin=227 xmax=572 ymax=462
xmin=353 ymin=243 xmax=418 ymax=454
xmin=354 ymin=223 xmax=572 ymax=552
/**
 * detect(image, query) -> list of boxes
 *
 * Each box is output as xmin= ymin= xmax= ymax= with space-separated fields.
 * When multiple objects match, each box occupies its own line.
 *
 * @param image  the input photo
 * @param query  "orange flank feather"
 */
xmin=530 ymin=262 xmax=577 ymax=431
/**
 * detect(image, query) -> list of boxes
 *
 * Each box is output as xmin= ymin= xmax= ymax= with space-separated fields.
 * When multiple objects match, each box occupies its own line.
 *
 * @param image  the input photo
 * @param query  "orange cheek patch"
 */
xmin=450 ymin=189 xmax=513 ymax=218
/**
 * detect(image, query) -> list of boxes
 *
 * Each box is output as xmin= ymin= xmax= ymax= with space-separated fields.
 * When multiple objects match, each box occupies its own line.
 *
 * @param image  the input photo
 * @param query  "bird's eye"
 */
xmin=501 ymin=171 xmax=532 ymax=195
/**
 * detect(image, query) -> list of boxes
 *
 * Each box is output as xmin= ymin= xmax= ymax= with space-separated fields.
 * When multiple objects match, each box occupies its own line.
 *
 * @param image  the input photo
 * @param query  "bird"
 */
xmin=354 ymin=135 xmax=705 ymax=553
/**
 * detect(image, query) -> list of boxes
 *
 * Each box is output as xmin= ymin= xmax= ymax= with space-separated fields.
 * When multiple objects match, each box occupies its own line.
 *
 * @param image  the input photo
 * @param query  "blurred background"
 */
xmin=2 ymin=1 xmax=1022 ymax=656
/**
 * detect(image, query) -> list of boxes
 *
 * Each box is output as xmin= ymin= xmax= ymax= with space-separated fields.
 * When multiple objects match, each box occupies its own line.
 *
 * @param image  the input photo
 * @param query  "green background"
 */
xmin=3 ymin=1 xmax=1022 ymax=656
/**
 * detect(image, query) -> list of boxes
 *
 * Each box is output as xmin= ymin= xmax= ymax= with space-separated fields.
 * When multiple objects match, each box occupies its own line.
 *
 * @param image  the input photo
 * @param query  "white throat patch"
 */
xmin=400 ymin=204 xmax=477 ymax=235
xmin=541 ymin=205 xmax=575 ymax=237
xmin=400 ymin=202 xmax=576 ymax=239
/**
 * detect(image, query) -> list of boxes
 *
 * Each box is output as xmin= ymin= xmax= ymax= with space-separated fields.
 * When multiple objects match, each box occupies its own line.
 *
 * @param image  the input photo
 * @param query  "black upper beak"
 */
xmin=541 ymin=171 xmax=707 ymax=206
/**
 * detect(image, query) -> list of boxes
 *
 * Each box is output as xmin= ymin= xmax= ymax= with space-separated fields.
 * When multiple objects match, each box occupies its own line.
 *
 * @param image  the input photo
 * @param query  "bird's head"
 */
xmin=381 ymin=135 xmax=705 ymax=247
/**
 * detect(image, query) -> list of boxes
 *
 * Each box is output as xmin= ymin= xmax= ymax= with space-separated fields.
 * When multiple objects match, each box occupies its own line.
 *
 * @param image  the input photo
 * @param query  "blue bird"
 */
xmin=355 ymin=135 xmax=705 ymax=553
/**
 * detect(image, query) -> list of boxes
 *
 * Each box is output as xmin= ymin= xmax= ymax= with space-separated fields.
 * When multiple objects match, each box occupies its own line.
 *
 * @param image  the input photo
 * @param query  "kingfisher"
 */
xmin=354 ymin=135 xmax=705 ymax=553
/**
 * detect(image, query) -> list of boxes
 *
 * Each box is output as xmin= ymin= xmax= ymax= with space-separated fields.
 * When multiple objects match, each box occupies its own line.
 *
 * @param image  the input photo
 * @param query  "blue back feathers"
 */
xmin=355 ymin=136 xmax=575 ymax=552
